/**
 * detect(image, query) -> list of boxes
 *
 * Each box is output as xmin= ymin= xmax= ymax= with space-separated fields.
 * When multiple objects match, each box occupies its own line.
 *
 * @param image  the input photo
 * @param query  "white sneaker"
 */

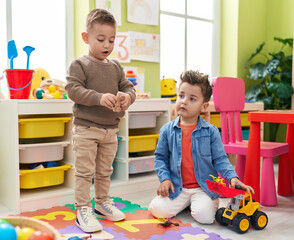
xmin=76 ymin=206 xmax=102 ymax=232
xmin=94 ymin=199 xmax=126 ymax=221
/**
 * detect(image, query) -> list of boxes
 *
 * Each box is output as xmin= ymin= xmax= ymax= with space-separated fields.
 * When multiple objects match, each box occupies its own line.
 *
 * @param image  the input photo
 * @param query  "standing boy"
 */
xmin=149 ymin=70 xmax=253 ymax=224
xmin=66 ymin=9 xmax=136 ymax=232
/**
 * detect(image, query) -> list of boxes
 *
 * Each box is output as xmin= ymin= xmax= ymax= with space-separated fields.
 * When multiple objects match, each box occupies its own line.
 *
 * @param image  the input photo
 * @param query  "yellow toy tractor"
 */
xmin=206 ymin=178 xmax=268 ymax=234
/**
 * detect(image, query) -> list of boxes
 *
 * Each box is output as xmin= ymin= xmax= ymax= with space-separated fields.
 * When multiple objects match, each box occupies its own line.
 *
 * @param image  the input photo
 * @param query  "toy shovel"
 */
xmin=23 ymin=46 xmax=35 ymax=69
xmin=8 ymin=40 xmax=18 ymax=69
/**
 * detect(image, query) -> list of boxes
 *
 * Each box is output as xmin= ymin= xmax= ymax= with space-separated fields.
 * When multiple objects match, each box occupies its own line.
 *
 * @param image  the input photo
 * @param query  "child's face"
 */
xmin=176 ymin=82 xmax=209 ymax=124
xmin=82 ymin=22 xmax=116 ymax=62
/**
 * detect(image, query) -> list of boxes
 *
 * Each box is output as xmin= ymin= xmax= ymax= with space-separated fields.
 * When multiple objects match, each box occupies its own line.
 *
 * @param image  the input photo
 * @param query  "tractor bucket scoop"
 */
xmin=206 ymin=179 xmax=245 ymax=198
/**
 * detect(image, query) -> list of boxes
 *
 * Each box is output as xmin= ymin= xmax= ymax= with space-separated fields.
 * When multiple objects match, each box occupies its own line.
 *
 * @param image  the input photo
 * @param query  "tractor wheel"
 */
xmin=215 ymin=208 xmax=228 ymax=226
xmin=232 ymin=213 xmax=250 ymax=234
xmin=251 ymin=211 xmax=268 ymax=230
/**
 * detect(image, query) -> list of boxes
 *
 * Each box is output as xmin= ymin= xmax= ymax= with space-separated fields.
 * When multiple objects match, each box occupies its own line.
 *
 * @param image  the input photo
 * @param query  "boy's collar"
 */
xmin=173 ymin=115 xmax=210 ymax=129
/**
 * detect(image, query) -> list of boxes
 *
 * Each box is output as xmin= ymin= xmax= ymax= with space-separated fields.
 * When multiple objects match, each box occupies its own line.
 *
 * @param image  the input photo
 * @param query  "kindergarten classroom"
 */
xmin=1 ymin=0 xmax=294 ymax=240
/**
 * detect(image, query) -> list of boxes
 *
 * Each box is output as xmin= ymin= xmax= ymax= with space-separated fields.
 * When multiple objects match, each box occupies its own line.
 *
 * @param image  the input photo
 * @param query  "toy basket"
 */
xmin=1 ymin=216 xmax=60 ymax=240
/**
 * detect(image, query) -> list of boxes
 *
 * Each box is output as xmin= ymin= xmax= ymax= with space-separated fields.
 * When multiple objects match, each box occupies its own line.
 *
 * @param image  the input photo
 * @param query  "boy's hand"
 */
xmin=230 ymin=177 xmax=255 ymax=194
xmin=120 ymin=93 xmax=131 ymax=110
xmin=157 ymin=179 xmax=174 ymax=197
xmin=100 ymin=93 xmax=117 ymax=110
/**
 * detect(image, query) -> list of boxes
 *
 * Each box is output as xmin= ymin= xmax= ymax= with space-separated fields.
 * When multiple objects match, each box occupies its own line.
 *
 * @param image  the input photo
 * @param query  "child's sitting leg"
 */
xmin=149 ymin=188 xmax=191 ymax=218
xmin=149 ymin=188 xmax=219 ymax=224
xmin=190 ymin=188 xmax=219 ymax=224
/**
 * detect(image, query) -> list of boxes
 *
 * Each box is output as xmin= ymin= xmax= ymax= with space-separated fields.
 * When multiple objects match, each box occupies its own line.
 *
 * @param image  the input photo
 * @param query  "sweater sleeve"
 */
xmin=65 ymin=60 xmax=102 ymax=106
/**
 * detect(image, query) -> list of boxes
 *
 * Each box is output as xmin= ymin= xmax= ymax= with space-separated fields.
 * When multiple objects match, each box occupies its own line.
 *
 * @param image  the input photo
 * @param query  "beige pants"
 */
xmin=149 ymin=188 xmax=219 ymax=224
xmin=73 ymin=125 xmax=118 ymax=208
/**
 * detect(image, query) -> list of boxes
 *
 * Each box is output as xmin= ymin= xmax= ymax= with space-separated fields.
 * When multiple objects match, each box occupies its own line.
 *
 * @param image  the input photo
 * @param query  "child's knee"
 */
xmin=191 ymin=209 xmax=216 ymax=224
xmin=149 ymin=198 xmax=175 ymax=219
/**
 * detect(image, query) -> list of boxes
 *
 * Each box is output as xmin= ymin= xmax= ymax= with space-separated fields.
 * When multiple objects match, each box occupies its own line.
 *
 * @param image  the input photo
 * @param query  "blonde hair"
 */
xmin=86 ymin=9 xmax=116 ymax=32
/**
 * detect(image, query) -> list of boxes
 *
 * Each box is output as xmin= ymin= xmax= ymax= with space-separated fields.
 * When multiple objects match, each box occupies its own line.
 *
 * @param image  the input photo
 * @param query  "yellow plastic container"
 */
xmin=205 ymin=113 xmax=250 ymax=128
xmin=240 ymin=113 xmax=250 ymax=126
xmin=208 ymin=114 xmax=222 ymax=128
xmin=19 ymin=162 xmax=72 ymax=189
xmin=19 ymin=117 xmax=72 ymax=138
xmin=129 ymin=133 xmax=159 ymax=153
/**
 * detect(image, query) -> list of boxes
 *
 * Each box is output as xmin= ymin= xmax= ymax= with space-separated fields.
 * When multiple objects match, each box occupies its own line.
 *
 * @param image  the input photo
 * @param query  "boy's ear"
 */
xmin=82 ymin=32 xmax=89 ymax=44
xmin=202 ymin=101 xmax=209 ymax=111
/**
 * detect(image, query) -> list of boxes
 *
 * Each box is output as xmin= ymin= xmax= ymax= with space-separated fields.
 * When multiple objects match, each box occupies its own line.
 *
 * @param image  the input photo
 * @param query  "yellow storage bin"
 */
xmin=129 ymin=133 xmax=159 ymax=153
xmin=240 ymin=113 xmax=250 ymax=126
xmin=205 ymin=113 xmax=250 ymax=128
xmin=19 ymin=117 xmax=72 ymax=138
xmin=19 ymin=162 xmax=72 ymax=189
xmin=208 ymin=114 xmax=221 ymax=128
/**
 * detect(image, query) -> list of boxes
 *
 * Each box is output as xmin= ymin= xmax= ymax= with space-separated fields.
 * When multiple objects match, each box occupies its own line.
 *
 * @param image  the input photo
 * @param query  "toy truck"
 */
xmin=206 ymin=178 xmax=268 ymax=234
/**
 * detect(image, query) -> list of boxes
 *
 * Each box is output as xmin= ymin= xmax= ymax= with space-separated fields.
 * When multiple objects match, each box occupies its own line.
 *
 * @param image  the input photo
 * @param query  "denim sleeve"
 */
xmin=154 ymin=125 xmax=171 ymax=183
xmin=210 ymin=126 xmax=238 ymax=183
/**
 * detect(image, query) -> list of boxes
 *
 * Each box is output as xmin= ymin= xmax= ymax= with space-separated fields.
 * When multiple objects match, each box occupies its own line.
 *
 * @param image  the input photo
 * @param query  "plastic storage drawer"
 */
xmin=19 ymin=162 xmax=72 ymax=189
xmin=19 ymin=141 xmax=70 ymax=163
xmin=129 ymin=112 xmax=162 ymax=129
xmin=18 ymin=117 xmax=72 ymax=139
xmin=129 ymin=155 xmax=155 ymax=174
xmin=128 ymin=133 xmax=159 ymax=153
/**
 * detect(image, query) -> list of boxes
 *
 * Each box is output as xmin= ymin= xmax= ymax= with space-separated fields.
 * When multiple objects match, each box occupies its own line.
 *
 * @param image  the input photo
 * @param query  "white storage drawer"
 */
xmin=19 ymin=141 xmax=70 ymax=163
xmin=129 ymin=111 xmax=162 ymax=129
xmin=129 ymin=155 xmax=155 ymax=174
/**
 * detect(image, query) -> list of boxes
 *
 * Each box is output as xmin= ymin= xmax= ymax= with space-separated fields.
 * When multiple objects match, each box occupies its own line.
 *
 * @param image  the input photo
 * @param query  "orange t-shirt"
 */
xmin=180 ymin=124 xmax=200 ymax=189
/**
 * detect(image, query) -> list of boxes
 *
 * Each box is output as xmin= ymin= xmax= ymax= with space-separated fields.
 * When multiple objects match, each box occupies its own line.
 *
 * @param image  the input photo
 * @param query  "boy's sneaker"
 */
xmin=94 ymin=199 xmax=126 ymax=221
xmin=76 ymin=206 xmax=102 ymax=232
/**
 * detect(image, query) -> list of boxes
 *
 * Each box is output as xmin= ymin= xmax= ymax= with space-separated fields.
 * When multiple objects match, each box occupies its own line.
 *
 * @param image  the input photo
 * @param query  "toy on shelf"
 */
xmin=29 ymin=68 xmax=51 ymax=99
xmin=32 ymin=78 xmax=68 ymax=99
xmin=33 ymin=88 xmax=53 ymax=99
xmin=126 ymin=70 xmax=137 ymax=86
xmin=47 ymin=85 xmax=61 ymax=99
xmin=206 ymin=176 xmax=268 ymax=234
xmin=136 ymin=90 xmax=151 ymax=99
xmin=40 ymin=79 xmax=67 ymax=99
xmin=161 ymin=77 xmax=177 ymax=101
xmin=23 ymin=46 xmax=35 ymax=70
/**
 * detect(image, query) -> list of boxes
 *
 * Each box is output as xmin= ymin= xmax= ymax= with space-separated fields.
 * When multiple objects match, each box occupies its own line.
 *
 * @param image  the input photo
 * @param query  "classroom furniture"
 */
xmin=244 ymin=110 xmax=294 ymax=204
xmin=212 ymin=77 xmax=290 ymax=206
xmin=0 ymin=99 xmax=170 ymax=214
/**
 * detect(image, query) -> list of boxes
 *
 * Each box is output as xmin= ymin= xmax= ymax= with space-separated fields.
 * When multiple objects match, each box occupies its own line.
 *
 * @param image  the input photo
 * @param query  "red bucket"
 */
xmin=4 ymin=69 xmax=34 ymax=99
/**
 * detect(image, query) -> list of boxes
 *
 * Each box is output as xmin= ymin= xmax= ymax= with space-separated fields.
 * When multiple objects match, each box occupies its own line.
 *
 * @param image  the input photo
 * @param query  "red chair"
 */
xmin=212 ymin=77 xmax=289 ymax=206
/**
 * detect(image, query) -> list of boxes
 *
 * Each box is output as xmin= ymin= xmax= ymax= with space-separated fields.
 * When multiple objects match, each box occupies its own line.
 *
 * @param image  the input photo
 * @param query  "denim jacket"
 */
xmin=154 ymin=116 xmax=238 ymax=200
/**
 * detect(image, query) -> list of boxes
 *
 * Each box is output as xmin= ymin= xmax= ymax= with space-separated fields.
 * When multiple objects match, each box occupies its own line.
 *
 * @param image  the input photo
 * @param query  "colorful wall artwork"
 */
xmin=96 ymin=0 xmax=122 ymax=26
xmin=109 ymin=32 xmax=131 ymax=63
xmin=127 ymin=0 xmax=159 ymax=26
xmin=130 ymin=31 xmax=160 ymax=62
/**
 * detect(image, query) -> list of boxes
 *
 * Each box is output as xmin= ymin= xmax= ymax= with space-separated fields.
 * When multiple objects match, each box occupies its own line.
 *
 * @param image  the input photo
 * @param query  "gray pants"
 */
xmin=73 ymin=125 xmax=118 ymax=208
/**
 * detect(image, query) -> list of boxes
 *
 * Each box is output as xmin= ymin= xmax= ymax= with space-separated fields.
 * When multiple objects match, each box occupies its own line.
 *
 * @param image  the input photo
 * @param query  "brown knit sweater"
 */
xmin=66 ymin=55 xmax=136 ymax=129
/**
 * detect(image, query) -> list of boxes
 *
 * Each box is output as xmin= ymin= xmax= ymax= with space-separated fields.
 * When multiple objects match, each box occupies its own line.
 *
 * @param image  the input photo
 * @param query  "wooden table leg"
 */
xmin=244 ymin=122 xmax=260 ymax=202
